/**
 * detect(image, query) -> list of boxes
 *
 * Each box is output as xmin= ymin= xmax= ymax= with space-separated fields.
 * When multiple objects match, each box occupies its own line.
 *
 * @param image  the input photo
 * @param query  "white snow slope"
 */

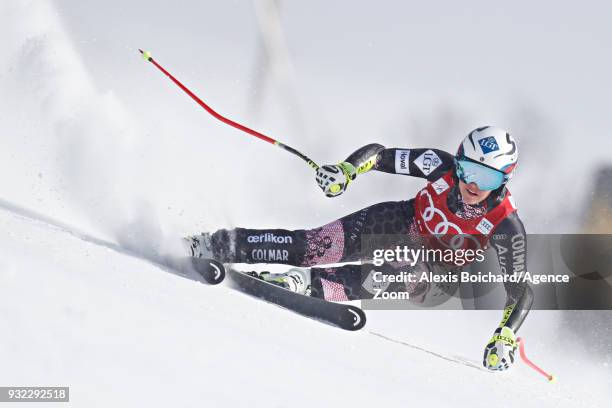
xmin=1 ymin=199 xmax=609 ymax=408
xmin=1 ymin=2 xmax=610 ymax=407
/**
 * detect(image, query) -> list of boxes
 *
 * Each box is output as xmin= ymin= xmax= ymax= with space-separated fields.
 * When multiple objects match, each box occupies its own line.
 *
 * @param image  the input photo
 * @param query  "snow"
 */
xmin=1 ymin=1 xmax=611 ymax=407
xmin=1 ymin=203 xmax=608 ymax=407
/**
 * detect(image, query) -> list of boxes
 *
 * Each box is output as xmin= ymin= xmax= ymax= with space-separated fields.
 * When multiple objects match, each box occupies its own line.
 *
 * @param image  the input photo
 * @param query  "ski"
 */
xmin=168 ymin=257 xmax=226 ymax=284
xmin=189 ymin=257 xmax=226 ymax=284
xmin=227 ymin=268 xmax=366 ymax=331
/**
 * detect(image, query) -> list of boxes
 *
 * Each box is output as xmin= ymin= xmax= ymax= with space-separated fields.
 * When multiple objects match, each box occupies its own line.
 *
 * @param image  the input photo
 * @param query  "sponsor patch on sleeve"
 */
xmin=414 ymin=149 xmax=441 ymax=176
xmin=476 ymin=218 xmax=494 ymax=235
xmin=394 ymin=149 xmax=411 ymax=174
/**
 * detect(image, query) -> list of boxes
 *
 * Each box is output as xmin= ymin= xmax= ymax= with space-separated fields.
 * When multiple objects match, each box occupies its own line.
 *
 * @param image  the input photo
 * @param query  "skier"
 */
xmin=186 ymin=126 xmax=533 ymax=372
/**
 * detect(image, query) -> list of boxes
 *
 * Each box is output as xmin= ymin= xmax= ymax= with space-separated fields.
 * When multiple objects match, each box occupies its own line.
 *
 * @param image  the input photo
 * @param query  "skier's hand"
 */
xmin=315 ymin=162 xmax=356 ymax=197
xmin=483 ymin=326 xmax=518 ymax=371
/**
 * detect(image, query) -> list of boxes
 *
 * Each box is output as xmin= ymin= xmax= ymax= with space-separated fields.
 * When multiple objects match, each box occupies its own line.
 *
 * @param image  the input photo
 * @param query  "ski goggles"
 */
xmin=455 ymin=159 xmax=506 ymax=191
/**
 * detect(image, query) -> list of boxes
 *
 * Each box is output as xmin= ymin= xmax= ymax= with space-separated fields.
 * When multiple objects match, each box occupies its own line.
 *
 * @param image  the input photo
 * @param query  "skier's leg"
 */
xmin=301 ymin=199 xmax=415 ymax=266
xmin=309 ymin=262 xmax=424 ymax=301
xmin=188 ymin=200 xmax=414 ymax=265
xmin=309 ymin=264 xmax=363 ymax=301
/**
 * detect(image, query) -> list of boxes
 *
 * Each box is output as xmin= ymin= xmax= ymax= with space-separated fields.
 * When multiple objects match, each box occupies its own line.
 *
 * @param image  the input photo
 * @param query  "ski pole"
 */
xmin=516 ymin=337 xmax=556 ymax=383
xmin=138 ymin=49 xmax=320 ymax=171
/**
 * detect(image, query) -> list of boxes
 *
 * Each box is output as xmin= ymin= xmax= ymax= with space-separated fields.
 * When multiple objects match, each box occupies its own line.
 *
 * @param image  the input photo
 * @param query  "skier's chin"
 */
xmin=459 ymin=181 xmax=490 ymax=205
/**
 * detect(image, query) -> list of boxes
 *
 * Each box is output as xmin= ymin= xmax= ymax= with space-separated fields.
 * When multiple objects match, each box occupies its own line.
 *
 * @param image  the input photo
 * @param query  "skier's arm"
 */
xmin=316 ymin=144 xmax=454 ymax=196
xmin=340 ymin=144 xmax=456 ymax=181
xmin=344 ymin=143 xmax=386 ymax=175
xmin=372 ymin=147 xmax=455 ymax=182
xmin=483 ymin=213 xmax=534 ymax=371
xmin=489 ymin=213 xmax=533 ymax=332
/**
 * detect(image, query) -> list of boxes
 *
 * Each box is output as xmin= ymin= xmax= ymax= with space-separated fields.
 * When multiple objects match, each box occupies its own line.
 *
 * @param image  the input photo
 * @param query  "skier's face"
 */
xmin=458 ymin=180 xmax=491 ymax=205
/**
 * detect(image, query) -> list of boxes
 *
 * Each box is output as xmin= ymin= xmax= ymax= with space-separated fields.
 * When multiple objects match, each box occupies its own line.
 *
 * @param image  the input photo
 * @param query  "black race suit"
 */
xmin=208 ymin=144 xmax=533 ymax=332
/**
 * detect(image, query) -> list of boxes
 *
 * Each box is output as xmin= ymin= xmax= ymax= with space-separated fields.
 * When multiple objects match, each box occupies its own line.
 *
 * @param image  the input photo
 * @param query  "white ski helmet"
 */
xmin=455 ymin=126 xmax=518 ymax=190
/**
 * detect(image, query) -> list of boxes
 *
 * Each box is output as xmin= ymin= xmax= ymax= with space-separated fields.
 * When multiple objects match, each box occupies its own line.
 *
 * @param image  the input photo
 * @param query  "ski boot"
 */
xmin=183 ymin=233 xmax=213 ymax=258
xmin=248 ymin=268 xmax=311 ymax=296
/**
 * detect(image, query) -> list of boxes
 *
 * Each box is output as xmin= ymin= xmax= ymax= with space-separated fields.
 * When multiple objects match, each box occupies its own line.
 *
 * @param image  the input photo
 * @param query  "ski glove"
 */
xmin=316 ymin=162 xmax=357 ymax=197
xmin=483 ymin=326 xmax=517 ymax=371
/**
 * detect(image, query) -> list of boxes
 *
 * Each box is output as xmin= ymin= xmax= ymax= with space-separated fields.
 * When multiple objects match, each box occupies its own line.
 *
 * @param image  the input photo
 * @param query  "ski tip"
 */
xmin=191 ymin=258 xmax=225 ymax=285
xmin=346 ymin=306 xmax=367 ymax=331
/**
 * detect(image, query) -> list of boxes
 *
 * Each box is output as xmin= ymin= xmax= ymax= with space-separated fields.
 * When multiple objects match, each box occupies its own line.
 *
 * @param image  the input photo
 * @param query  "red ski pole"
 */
xmin=517 ymin=337 xmax=556 ymax=383
xmin=138 ymin=49 xmax=320 ymax=171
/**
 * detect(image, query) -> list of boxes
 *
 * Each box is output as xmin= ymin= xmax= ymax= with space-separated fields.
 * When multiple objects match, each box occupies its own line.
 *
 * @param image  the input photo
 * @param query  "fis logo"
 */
xmin=247 ymin=233 xmax=293 ymax=244
xmin=479 ymin=136 xmax=500 ymax=154
xmin=431 ymin=177 xmax=450 ymax=195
